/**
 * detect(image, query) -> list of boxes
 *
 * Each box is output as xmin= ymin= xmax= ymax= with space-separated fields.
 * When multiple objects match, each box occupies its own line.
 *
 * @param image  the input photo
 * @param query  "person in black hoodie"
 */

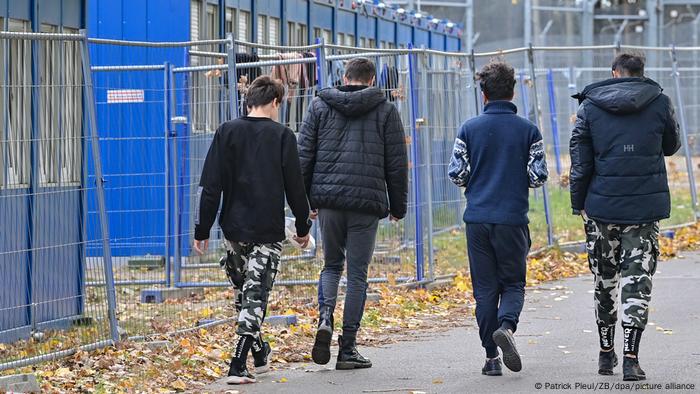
xmin=297 ymin=58 xmax=408 ymax=370
xmin=570 ymin=53 xmax=681 ymax=381
xmin=194 ymin=76 xmax=312 ymax=384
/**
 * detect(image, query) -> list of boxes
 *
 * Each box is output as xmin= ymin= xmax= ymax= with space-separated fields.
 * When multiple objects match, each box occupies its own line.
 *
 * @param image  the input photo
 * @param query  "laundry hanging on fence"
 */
xmin=236 ymin=53 xmax=262 ymax=116
xmin=380 ymin=64 xmax=401 ymax=102
xmin=328 ymin=60 xmax=346 ymax=87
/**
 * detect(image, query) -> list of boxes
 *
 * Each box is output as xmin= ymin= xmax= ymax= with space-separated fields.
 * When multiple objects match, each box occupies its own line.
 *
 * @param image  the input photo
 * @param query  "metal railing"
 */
xmin=2 ymin=33 xmax=700 ymax=371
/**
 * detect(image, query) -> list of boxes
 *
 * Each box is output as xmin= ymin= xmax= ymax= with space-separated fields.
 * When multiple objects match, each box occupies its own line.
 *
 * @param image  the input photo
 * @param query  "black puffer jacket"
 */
xmin=570 ymin=77 xmax=681 ymax=224
xmin=297 ymin=85 xmax=408 ymax=218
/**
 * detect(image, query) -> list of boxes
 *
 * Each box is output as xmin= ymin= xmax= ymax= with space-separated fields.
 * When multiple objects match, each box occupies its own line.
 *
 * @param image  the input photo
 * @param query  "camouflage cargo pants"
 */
xmin=222 ymin=240 xmax=282 ymax=338
xmin=584 ymin=219 xmax=659 ymax=330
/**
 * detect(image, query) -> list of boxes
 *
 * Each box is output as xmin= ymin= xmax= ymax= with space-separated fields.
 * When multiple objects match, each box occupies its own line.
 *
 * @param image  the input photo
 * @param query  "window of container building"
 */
xmin=37 ymin=24 xmax=82 ymax=186
xmin=337 ymin=32 xmax=345 ymax=46
xmin=238 ymin=10 xmax=250 ymax=51
xmin=269 ymin=17 xmax=280 ymax=47
xmin=345 ymin=34 xmax=354 ymax=46
xmin=206 ymin=4 xmax=219 ymax=39
xmin=5 ymin=19 xmax=31 ymax=188
xmin=191 ymin=0 xmax=200 ymax=41
xmin=314 ymin=28 xmax=332 ymax=44
xmin=288 ymin=22 xmax=307 ymax=46
xmin=225 ymin=8 xmax=234 ymax=35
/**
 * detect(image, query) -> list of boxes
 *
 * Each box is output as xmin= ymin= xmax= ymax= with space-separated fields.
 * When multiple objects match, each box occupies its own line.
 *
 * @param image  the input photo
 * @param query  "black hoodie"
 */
xmin=569 ymin=77 xmax=681 ymax=224
xmin=297 ymin=85 xmax=409 ymax=218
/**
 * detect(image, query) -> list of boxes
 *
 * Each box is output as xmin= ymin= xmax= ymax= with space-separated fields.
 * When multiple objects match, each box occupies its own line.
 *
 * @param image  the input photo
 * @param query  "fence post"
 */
xmin=226 ymin=33 xmax=239 ymax=119
xmin=527 ymin=44 xmax=555 ymax=246
xmin=671 ymin=46 xmax=699 ymax=218
xmin=469 ymin=49 xmax=480 ymax=116
xmin=315 ymin=37 xmax=328 ymax=88
xmin=419 ymin=51 xmax=435 ymax=282
xmin=546 ymin=69 xmax=562 ymax=176
xmin=169 ymin=62 xmax=180 ymax=287
xmin=79 ymin=31 xmax=120 ymax=344
xmin=164 ymin=62 xmax=172 ymax=287
xmin=407 ymin=44 xmax=425 ymax=282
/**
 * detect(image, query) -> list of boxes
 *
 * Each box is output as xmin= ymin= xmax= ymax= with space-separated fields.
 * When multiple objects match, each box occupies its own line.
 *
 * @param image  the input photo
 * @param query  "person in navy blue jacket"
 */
xmin=448 ymin=61 xmax=548 ymax=376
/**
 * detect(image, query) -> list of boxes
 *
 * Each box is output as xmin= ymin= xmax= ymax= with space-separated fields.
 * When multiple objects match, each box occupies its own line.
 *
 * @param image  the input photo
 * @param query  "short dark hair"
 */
xmin=345 ymin=57 xmax=376 ymax=84
xmin=477 ymin=61 xmax=516 ymax=101
xmin=612 ymin=52 xmax=645 ymax=77
xmin=245 ymin=76 xmax=285 ymax=108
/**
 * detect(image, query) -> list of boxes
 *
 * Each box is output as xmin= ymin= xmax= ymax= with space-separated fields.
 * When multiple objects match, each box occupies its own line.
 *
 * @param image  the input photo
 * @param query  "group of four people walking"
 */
xmin=192 ymin=52 xmax=679 ymax=385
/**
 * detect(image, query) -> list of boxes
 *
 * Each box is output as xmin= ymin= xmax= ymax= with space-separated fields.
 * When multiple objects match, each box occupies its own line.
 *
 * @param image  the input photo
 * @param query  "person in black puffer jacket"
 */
xmin=298 ymin=58 xmax=408 ymax=370
xmin=569 ymin=53 xmax=681 ymax=381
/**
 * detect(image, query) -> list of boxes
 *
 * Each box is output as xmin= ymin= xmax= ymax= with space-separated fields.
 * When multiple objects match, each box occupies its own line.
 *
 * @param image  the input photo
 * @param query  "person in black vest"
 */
xmin=194 ymin=76 xmax=312 ymax=384
xmin=448 ymin=61 xmax=549 ymax=376
xmin=297 ymin=57 xmax=408 ymax=370
xmin=570 ymin=52 xmax=680 ymax=381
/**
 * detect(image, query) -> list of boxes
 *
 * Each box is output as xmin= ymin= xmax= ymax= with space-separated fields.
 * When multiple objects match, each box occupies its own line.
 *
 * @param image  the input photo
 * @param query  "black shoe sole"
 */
xmin=312 ymin=328 xmax=332 ymax=365
xmin=598 ymin=369 xmax=613 ymax=376
xmin=492 ymin=329 xmax=522 ymax=372
xmin=623 ymin=375 xmax=646 ymax=381
xmin=336 ymin=361 xmax=372 ymax=370
xmin=482 ymin=370 xmax=503 ymax=376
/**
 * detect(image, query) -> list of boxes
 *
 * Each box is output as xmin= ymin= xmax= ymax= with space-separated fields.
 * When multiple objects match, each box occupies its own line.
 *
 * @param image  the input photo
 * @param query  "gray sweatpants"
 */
xmin=318 ymin=209 xmax=379 ymax=339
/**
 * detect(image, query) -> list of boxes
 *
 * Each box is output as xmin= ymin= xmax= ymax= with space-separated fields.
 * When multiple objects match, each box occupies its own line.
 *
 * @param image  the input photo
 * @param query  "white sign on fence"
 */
xmin=107 ymin=89 xmax=145 ymax=104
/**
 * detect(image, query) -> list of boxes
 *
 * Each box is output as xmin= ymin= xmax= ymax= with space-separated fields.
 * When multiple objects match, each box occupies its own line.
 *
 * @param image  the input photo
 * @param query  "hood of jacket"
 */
xmin=318 ymin=85 xmax=387 ymax=117
xmin=572 ymin=77 xmax=662 ymax=115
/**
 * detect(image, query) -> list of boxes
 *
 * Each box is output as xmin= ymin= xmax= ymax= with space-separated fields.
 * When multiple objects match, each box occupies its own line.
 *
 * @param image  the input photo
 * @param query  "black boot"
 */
xmin=492 ymin=327 xmax=522 ymax=372
xmin=598 ymin=350 xmax=618 ymax=376
xmin=252 ymin=337 xmax=272 ymax=374
xmin=482 ymin=358 xmax=503 ymax=376
xmin=336 ymin=335 xmax=372 ymax=370
xmin=227 ymin=335 xmax=256 ymax=384
xmin=623 ymin=357 xmax=646 ymax=381
xmin=312 ymin=306 xmax=334 ymax=365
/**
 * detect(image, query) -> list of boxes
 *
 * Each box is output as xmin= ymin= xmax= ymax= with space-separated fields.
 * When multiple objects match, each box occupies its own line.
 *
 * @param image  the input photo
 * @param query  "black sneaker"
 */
xmin=253 ymin=341 xmax=272 ymax=374
xmin=598 ymin=350 xmax=618 ymax=375
xmin=336 ymin=335 xmax=372 ymax=370
xmin=623 ymin=357 xmax=646 ymax=381
xmin=482 ymin=358 xmax=503 ymax=376
xmin=226 ymin=358 xmax=256 ymax=385
xmin=492 ymin=328 xmax=522 ymax=372
xmin=312 ymin=306 xmax=334 ymax=365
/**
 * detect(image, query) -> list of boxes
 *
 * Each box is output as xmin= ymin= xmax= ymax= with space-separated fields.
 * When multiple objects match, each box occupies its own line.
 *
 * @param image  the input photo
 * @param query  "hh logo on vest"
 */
xmin=623 ymin=144 xmax=635 ymax=152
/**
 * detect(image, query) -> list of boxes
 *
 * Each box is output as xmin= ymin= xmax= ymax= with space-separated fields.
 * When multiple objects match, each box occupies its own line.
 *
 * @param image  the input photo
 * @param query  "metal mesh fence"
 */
xmin=0 ymin=31 xmax=117 ymax=370
xmin=3 ymin=33 xmax=700 ymax=370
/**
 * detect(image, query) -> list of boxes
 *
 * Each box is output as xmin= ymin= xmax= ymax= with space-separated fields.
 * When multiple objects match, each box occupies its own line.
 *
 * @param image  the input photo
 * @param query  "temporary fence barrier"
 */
xmin=3 ymin=33 xmax=700 ymax=371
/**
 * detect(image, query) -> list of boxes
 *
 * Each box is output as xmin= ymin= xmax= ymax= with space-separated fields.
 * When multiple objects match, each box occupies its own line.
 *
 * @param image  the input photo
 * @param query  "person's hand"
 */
xmin=390 ymin=215 xmax=401 ymax=222
xmin=309 ymin=210 xmax=318 ymax=220
xmin=294 ymin=234 xmax=311 ymax=248
xmin=193 ymin=239 xmax=209 ymax=255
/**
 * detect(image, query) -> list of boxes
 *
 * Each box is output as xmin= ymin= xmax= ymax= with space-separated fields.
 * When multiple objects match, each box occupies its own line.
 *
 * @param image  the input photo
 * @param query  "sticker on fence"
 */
xmin=107 ymin=89 xmax=145 ymax=103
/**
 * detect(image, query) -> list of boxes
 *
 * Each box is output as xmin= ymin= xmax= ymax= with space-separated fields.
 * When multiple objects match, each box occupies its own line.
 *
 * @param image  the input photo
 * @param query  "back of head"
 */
xmin=612 ymin=52 xmax=645 ymax=78
xmin=344 ymin=57 xmax=376 ymax=85
xmin=245 ymin=76 xmax=285 ymax=109
xmin=477 ymin=61 xmax=516 ymax=102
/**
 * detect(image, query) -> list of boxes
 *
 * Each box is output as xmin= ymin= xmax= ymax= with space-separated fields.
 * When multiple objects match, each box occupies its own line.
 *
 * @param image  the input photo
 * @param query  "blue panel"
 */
xmin=397 ymin=23 xmax=411 ymax=46
xmin=8 ymin=0 xmax=31 ymax=21
xmin=32 ymin=188 xmax=82 ymax=322
xmin=336 ymin=9 xmax=354 ymax=34
xmin=414 ymin=28 xmax=429 ymax=48
xmin=310 ymin=2 xmax=332 ymax=30
xmin=357 ymin=14 xmax=375 ymax=39
xmin=0 ymin=191 xmax=30 ymax=334
xmin=257 ymin=0 xmax=280 ymax=16
xmin=446 ymin=37 xmax=459 ymax=52
xmin=430 ymin=32 xmax=445 ymax=51
xmin=39 ymin=0 xmax=61 ymax=26
xmin=63 ymin=0 xmax=84 ymax=28
xmin=286 ymin=0 xmax=307 ymax=23
xmin=377 ymin=19 xmax=393 ymax=42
